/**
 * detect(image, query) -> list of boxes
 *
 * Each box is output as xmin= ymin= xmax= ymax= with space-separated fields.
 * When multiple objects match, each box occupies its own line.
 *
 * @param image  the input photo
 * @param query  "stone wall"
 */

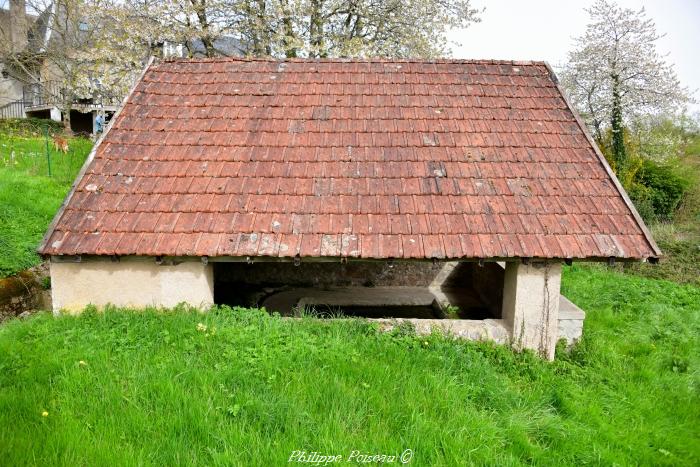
xmin=50 ymin=258 xmax=214 ymax=312
xmin=0 ymin=265 xmax=50 ymax=322
xmin=214 ymin=261 xmax=445 ymax=288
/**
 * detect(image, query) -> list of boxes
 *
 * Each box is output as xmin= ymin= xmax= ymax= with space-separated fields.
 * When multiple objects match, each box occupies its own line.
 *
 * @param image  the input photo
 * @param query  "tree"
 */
xmin=44 ymin=0 xmax=144 ymax=133
xmin=2 ymin=0 xmax=479 ymax=133
xmin=116 ymin=0 xmax=481 ymax=59
xmin=0 ymin=0 xmax=148 ymax=133
xmin=559 ymin=0 xmax=691 ymax=172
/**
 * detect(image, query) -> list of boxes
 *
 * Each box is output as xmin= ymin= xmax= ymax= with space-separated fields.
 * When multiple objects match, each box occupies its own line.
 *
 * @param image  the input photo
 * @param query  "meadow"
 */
xmin=0 ymin=121 xmax=697 ymax=465
xmin=0 ymin=120 xmax=92 ymax=276
xmin=0 ymin=266 xmax=698 ymax=465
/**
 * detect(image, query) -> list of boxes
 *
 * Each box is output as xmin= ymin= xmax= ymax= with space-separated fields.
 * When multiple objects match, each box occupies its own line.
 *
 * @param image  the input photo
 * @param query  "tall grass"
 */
xmin=623 ymin=133 xmax=700 ymax=285
xmin=0 ymin=134 xmax=92 ymax=277
xmin=0 ymin=134 xmax=92 ymax=184
xmin=0 ymin=266 xmax=697 ymax=465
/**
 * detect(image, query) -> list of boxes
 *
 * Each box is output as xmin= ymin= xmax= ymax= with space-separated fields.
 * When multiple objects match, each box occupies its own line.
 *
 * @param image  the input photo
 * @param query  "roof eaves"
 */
xmin=37 ymin=56 xmax=156 ymax=255
xmin=543 ymin=62 xmax=662 ymax=259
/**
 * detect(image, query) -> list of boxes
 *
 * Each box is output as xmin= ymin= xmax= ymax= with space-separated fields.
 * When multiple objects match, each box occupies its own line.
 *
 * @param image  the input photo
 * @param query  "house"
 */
xmin=0 ymin=0 xmax=120 ymax=132
xmin=39 ymin=57 xmax=660 ymax=359
xmin=163 ymin=36 xmax=246 ymax=59
xmin=0 ymin=0 xmax=52 ymax=116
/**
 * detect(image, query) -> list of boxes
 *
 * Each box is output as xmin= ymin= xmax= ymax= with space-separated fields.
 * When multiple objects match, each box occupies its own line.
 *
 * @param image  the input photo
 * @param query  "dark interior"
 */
xmin=68 ymin=110 xmax=93 ymax=135
xmin=213 ymin=261 xmax=505 ymax=320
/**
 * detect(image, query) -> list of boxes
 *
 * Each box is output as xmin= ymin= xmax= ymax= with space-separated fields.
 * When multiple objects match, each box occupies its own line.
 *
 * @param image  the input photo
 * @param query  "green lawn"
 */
xmin=0 ymin=266 xmax=698 ymax=466
xmin=0 ymin=134 xmax=91 ymax=277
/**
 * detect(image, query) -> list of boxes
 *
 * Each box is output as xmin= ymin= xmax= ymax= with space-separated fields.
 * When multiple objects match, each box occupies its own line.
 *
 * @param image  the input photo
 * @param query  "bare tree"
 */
xmin=560 ymin=0 xmax=692 ymax=172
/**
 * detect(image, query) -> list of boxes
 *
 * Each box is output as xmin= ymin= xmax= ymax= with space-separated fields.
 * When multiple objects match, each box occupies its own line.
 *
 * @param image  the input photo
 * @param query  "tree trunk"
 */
xmin=610 ymin=73 xmax=625 ymax=171
xmin=191 ymin=0 xmax=215 ymax=57
xmin=256 ymin=0 xmax=270 ymax=56
xmin=201 ymin=36 xmax=215 ymax=57
xmin=62 ymin=103 xmax=72 ymax=135
xmin=60 ymin=83 xmax=73 ymax=135
xmin=280 ymin=0 xmax=297 ymax=58
xmin=244 ymin=0 xmax=267 ymax=56
xmin=310 ymin=0 xmax=325 ymax=58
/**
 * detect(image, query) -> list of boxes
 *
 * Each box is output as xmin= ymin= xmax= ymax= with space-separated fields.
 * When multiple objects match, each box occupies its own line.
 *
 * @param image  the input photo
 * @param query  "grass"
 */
xmin=623 ymin=133 xmax=700 ymax=285
xmin=0 ymin=118 xmax=64 ymax=137
xmin=0 ymin=265 xmax=698 ymax=465
xmin=0 ymin=133 xmax=92 ymax=183
xmin=0 ymin=133 xmax=91 ymax=277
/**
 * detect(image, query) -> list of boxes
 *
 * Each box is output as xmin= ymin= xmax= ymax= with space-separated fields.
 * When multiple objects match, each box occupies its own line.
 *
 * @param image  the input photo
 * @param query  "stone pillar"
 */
xmin=50 ymin=258 xmax=214 ymax=313
xmin=501 ymin=261 xmax=561 ymax=360
xmin=50 ymin=107 xmax=62 ymax=122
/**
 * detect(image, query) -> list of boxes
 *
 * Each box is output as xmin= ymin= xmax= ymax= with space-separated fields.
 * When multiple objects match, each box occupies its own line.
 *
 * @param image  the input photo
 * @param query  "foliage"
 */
xmin=622 ymin=233 xmax=700 ymax=287
xmin=595 ymin=120 xmax=693 ymax=223
xmin=629 ymin=116 xmax=698 ymax=163
xmin=673 ymin=132 xmax=700 ymax=227
xmin=0 ymin=266 xmax=698 ymax=465
xmin=597 ymin=125 xmax=642 ymax=186
xmin=559 ymin=0 xmax=691 ymax=169
xmin=629 ymin=159 xmax=690 ymax=222
xmin=0 ymin=0 xmax=150 ymax=133
xmin=624 ymin=132 xmax=700 ymax=285
xmin=112 ymin=0 xmax=481 ymax=59
xmin=0 ymin=118 xmax=64 ymax=138
xmin=0 ymin=134 xmax=91 ymax=277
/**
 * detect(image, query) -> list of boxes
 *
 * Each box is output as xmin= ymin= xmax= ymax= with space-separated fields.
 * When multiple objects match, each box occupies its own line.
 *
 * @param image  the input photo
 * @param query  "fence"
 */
xmin=0 ymin=119 xmax=92 ymax=183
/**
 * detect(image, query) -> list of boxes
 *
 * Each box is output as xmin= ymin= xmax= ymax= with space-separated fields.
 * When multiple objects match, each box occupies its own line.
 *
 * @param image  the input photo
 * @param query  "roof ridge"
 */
xmin=160 ymin=56 xmax=548 ymax=66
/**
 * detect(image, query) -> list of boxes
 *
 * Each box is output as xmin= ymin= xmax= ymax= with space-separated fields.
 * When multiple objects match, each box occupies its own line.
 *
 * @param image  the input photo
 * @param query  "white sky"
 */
xmin=448 ymin=0 xmax=700 ymax=113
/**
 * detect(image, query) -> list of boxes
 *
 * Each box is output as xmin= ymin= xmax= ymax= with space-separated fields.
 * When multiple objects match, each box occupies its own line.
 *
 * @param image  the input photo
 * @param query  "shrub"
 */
xmin=629 ymin=159 xmax=690 ymax=222
xmin=0 ymin=118 xmax=64 ymax=137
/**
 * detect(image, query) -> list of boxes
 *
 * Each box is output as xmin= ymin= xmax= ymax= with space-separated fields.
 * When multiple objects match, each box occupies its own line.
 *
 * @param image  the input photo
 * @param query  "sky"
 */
xmin=448 ymin=0 xmax=700 ymax=113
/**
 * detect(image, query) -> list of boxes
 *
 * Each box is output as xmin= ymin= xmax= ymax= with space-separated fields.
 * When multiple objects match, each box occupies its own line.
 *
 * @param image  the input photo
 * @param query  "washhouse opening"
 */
xmin=213 ymin=261 xmax=504 ymax=320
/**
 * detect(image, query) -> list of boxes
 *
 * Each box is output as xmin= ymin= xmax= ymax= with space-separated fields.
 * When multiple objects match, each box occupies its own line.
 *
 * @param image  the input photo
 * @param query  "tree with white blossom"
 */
xmin=1 ymin=0 xmax=481 ymax=133
xmin=560 ymin=0 xmax=692 ymax=173
xmin=114 ymin=0 xmax=481 ymax=59
xmin=0 ymin=0 xmax=149 ymax=132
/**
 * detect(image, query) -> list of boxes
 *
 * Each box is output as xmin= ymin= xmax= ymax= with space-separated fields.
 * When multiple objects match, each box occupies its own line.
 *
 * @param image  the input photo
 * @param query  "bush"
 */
xmin=629 ymin=159 xmax=690 ymax=222
xmin=0 ymin=118 xmax=64 ymax=137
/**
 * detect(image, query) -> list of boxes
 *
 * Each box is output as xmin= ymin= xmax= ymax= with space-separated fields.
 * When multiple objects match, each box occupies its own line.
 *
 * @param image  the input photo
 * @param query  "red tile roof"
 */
xmin=39 ymin=58 xmax=660 ymax=260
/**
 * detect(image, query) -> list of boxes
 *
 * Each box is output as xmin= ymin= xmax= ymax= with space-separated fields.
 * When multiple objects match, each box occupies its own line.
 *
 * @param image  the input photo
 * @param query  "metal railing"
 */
xmin=0 ymin=100 xmax=27 ymax=119
xmin=23 ymin=81 xmax=63 ymax=109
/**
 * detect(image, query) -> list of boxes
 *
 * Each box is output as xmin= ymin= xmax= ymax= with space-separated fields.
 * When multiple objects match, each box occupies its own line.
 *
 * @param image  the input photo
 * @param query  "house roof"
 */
xmin=39 ymin=58 xmax=660 ymax=261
